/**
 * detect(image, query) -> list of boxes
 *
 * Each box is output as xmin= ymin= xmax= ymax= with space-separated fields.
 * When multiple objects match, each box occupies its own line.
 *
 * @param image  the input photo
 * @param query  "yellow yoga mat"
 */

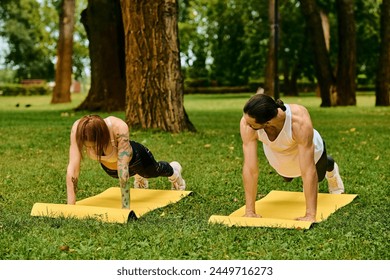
xmin=31 ymin=187 xmax=192 ymax=223
xmin=209 ymin=191 xmax=357 ymax=229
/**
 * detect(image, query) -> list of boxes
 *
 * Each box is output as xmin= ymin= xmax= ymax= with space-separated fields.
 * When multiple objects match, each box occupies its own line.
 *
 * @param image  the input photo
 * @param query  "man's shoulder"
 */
xmin=289 ymin=104 xmax=311 ymax=119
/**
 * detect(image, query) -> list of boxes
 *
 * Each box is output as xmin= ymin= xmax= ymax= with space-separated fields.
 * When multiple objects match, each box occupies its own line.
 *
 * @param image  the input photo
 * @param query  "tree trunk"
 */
xmin=375 ymin=0 xmax=390 ymax=106
xmin=76 ymin=0 xmax=126 ymax=112
xmin=51 ymin=0 xmax=75 ymax=104
xmin=300 ymin=0 xmax=334 ymax=107
xmin=336 ymin=0 xmax=356 ymax=106
xmin=120 ymin=0 xmax=195 ymax=132
xmin=282 ymin=58 xmax=299 ymax=96
xmin=264 ymin=0 xmax=275 ymax=97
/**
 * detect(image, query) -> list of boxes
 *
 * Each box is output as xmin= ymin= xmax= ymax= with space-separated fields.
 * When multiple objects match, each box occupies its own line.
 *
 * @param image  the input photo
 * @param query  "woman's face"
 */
xmin=84 ymin=141 xmax=96 ymax=150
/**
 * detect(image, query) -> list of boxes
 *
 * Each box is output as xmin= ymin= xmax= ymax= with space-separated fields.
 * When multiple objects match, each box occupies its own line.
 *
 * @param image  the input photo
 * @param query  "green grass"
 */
xmin=0 ymin=93 xmax=389 ymax=260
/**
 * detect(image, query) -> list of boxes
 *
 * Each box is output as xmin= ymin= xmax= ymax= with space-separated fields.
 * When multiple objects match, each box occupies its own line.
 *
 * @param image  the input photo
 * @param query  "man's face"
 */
xmin=243 ymin=114 xmax=269 ymax=130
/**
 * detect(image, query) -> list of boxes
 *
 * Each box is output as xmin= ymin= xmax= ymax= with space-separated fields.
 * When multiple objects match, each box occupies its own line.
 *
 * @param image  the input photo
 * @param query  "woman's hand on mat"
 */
xmin=243 ymin=212 xmax=262 ymax=218
xmin=296 ymin=214 xmax=316 ymax=222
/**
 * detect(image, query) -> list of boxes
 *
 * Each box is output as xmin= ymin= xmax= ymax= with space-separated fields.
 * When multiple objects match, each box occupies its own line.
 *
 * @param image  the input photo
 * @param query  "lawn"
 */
xmin=0 ymin=92 xmax=389 ymax=260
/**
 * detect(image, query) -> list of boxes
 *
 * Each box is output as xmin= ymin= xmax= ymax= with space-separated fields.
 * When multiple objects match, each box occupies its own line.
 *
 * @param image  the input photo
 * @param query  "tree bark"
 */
xmin=336 ymin=0 xmax=356 ymax=106
xmin=264 ymin=0 xmax=276 ymax=97
xmin=120 ymin=0 xmax=195 ymax=132
xmin=51 ymin=0 xmax=75 ymax=104
xmin=375 ymin=0 xmax=390 ymax=106
xmin=300 ymin=0 xmax=334 ymax=107
xmin=76 ymin=0 xmax=126 ymax=112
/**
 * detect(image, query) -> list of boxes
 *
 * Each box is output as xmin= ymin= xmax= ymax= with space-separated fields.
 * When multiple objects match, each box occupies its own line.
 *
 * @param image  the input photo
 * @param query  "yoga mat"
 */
xmin=209 ymin=190 xmax=357 ymax=229
xmin=31 ymin=187 xmax=192 ymax=223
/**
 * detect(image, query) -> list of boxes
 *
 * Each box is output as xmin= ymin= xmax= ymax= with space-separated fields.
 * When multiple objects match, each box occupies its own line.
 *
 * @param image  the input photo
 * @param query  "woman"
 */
xmin=66 ymin=115 xmax=185 ymax=209
xmin=240 ymin=94 xmax=344 ymax=222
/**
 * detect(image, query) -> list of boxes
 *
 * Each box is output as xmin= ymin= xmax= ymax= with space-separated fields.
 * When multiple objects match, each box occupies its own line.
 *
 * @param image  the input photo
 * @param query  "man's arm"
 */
xmin=240 ymin=117 xmax=261 ymax=218
xmin=292 ymin=106 xmax=318 ymax=222
xmin=66 ymin=121 xmax=81 ymax=205
xmin=115 ymin=121 xmax=133 ymax=209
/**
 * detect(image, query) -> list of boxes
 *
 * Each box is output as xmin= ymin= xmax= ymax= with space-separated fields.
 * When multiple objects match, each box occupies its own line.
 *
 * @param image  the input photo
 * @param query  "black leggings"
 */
xmin=283 ymin=141 xmax=334 ymax=183
xmin=101 ymin=141 xmax=174 ymax=179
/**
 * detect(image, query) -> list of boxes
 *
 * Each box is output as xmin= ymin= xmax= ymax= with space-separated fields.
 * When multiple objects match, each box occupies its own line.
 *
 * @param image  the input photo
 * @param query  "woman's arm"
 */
xmin=113 ymin=118 xmax=133 ymax=209
xmin=66 ymin=121 xmax=81 ymax=205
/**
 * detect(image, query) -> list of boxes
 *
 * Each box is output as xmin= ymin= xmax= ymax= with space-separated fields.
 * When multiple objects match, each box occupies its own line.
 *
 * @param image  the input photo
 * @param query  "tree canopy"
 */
xmin=0 ymin=0 xmax=387 ymax=106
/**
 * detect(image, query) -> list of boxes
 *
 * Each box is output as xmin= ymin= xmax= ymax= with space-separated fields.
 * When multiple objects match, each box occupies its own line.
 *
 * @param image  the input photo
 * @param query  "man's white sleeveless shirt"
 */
xmin=257 ymin=104 xmax=324 ymax=178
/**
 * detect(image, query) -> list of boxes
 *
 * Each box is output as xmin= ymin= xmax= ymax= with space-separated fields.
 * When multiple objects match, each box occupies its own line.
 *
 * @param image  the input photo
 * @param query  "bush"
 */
xmin=184 ymin=78 xmax=210 ymax=88
xmin=0 ymin=83 xmax=51 ymax=96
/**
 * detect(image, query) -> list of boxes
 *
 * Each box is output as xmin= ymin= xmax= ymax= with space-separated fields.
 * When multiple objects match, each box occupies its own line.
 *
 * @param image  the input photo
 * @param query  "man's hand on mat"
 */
xmin=296 ymin=214 xmax=316 ymax=222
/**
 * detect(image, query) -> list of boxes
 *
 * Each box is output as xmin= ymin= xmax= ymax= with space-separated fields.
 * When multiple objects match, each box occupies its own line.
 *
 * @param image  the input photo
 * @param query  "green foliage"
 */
xmin=0 ymin=68 xmax=15 ymax=83
xmin=0 ymin=0 xmax=88 ymax=81
xmin=179 ymin=0 xmax=269 ymax=86
xmin=178 ymin=0 xmax=382 ymax=87
xmin=355 ymin=0 xmax=382 ymax=83
xmin=0 ymin=0 xmax=55 ymax=80
xmin=0 ymin=0 xmax=384 ymax=88
xmin=0 ymin=93 xmax=389 ymax=260
xmin=0 ymin=83 xmax=51 ymax=96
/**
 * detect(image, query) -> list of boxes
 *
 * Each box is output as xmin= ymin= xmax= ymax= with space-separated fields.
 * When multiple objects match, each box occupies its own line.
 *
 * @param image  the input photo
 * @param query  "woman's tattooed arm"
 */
xmin=117 ymin=133 xmax=133 ymax=209
xmin=71 ymin=177 xmax=78 ymax=194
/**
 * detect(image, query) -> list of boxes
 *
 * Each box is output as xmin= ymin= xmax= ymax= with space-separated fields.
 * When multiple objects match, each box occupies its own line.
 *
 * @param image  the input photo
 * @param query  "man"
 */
xmin=240 ymin=94 xmax=344 ymax=222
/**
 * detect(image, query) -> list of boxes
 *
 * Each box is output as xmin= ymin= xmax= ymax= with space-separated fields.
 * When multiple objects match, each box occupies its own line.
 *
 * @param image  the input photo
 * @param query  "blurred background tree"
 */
xmin=0 ymin=0 xmax=387 ymax=107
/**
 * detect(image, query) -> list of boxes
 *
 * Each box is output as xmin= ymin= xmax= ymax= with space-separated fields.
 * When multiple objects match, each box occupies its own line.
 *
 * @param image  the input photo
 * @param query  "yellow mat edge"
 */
xmin=208 ymin=215 xmax=312 ymax=229
xmin=31 ymin=189 xmax=193 ymax=224
xmin=209 ymin=192 xmax=358 ymax=229
xmin=31 ymin=203 xmax=132 ymax=224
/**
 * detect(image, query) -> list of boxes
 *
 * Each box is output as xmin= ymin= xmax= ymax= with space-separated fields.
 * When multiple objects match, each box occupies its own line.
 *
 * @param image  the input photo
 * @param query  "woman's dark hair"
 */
xmin=76 ymin=115 xmax=110 ymax=161
xmin=243 ymin=94 xmax=286 ymax=124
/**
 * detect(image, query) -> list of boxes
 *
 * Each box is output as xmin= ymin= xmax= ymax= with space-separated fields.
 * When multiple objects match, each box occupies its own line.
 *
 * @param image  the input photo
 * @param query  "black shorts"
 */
xmin=100 ymin=141 xmax=174 ymax=179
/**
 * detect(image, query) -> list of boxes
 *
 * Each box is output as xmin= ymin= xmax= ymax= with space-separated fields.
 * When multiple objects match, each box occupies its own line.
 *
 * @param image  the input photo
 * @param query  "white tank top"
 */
xmin=257 ymin=104 xmax=324 ymax=178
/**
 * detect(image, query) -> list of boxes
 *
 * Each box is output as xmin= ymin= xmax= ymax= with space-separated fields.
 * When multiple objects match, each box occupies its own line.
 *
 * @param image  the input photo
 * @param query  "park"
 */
xmin=0 ymin=0 xmax=389 ymax=267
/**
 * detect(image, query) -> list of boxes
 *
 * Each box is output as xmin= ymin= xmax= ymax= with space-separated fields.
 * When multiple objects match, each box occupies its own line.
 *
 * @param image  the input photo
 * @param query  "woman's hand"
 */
xmin=296 ymin=214 xmax=316 ymax=222
xmin=243 ymin=211 xmax=262 ymax=218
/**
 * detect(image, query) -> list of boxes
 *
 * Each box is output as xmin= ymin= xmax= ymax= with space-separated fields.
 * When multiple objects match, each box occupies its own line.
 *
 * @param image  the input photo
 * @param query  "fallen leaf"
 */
xmin=59 ymin=245 xmax=69 ymax=251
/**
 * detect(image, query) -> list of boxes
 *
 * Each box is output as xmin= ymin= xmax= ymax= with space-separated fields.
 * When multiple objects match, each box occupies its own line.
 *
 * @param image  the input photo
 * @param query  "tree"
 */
xmin=206 ymin=0 xmax=250 ymax=86
xmin=264 ymin=0 xmax=276 ymax=96
xmin=280 ymin=0 xmax=308 ymax=97
xmin=300 ymin=0 xmax=334 ymax=107
xmin=178 ymin=1 xmax=209 ymax=82
xmin=76 ymin=0 xmax=126 ymax=111
xmin=0 ymin=0 xmax=89 ymax=83
xmin=0 ymin=0 xmax=55 ymax=81
xmin=355 ymin=0 xmax=381 ymax=86
xmin=51 ymin=0 xmax=75 ymax=104
xmin=375 ymin=0 xmax=390 ymax=106
xmin=120 ymin=0 xmax=195 ymax=132
xmin=336 ymin=0 xmax=356 ymax=106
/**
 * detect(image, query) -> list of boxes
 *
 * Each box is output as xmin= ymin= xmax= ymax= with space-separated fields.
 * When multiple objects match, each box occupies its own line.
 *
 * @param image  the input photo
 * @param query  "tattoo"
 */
xmin=71 ymin=177 xmax=78 ymax=194
xmin=116 ymin=133 xmax=132 ymax=209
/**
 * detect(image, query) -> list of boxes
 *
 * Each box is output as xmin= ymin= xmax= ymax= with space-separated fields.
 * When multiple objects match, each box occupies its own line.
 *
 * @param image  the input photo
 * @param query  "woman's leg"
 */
xmin=129 ymin=141 xmax=174 ymax=178
xmin=129 ymin=141 xmax=185 ymax=190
